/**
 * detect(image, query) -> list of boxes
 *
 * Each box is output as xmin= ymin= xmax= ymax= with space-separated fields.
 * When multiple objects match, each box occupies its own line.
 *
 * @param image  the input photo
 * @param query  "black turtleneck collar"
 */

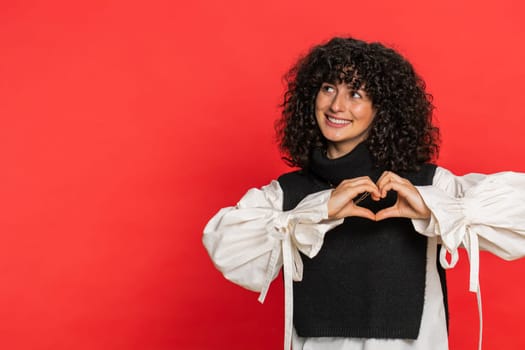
xmin=309 ymin=142 xmax=381 ymax=186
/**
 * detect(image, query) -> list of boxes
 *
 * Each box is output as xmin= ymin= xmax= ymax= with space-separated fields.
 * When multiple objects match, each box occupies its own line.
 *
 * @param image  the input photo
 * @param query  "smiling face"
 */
xmin=315 ymin=82 xmax=376 ymax=159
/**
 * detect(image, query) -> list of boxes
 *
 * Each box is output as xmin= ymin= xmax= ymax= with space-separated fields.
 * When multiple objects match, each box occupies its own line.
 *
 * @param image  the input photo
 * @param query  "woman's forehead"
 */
xmin=325 ymin=73 xmax=365 ymax=90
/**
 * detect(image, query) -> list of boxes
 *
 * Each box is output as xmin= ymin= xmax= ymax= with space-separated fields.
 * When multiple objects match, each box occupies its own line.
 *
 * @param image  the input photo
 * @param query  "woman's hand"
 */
xmin=328 ymin=176 xmax=380 ymax=220
xmin=374 ymin=171 xmax=431 ymax=221
xmin=328 ymin=172 xmax=431 ymax=221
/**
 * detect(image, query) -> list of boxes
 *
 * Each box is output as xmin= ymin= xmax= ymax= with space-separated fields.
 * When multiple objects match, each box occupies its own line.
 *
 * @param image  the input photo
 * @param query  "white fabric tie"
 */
xmin=258 ymin=212 xmax=303 ymax=350
xmin=439 ymin=226 xmax=483 ymax=350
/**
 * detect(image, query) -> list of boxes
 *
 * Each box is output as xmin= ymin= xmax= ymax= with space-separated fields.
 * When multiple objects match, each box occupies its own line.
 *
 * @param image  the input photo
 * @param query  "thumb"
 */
xmin=350 ymin=206 xmax=376 ymax=221
xmin=375 ymin=206 xmax=400 ymax=221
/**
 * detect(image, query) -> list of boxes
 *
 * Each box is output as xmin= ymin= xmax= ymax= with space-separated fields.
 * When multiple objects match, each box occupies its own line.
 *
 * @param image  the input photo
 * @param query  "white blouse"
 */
xmin=202 ymin=167 xmax=525 ymax=350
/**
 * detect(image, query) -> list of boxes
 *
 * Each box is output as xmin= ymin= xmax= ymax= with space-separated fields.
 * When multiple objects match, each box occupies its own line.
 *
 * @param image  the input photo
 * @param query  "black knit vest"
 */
xmin=278 ymin=142 xmax=447 ymax=339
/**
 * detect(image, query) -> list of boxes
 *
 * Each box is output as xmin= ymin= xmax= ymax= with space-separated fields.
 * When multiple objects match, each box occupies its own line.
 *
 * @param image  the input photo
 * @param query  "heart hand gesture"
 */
xmin=327 ymin=171 xmax=431 ymax=221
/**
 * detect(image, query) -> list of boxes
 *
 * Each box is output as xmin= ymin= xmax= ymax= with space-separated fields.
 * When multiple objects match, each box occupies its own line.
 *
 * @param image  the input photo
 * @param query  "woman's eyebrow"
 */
xmin=349 ymin=85 xmax=367 ymax=93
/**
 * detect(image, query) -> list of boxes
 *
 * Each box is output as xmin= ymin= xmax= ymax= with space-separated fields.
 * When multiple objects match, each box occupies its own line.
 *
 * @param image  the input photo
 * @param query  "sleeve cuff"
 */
xmin=279 ymin=189 xmax=344 ymax=258
xmin=411 ymin=212 xmax=438 ymax=237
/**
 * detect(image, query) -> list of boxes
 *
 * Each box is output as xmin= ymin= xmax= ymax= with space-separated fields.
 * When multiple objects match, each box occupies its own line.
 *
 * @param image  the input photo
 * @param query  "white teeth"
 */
xmin=327 ymin=116 xmax=351 ymax=124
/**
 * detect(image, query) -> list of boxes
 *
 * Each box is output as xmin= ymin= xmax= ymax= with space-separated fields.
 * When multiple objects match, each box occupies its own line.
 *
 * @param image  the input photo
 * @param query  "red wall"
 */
xmin=1 ymin=1 xmax=525 ymax=349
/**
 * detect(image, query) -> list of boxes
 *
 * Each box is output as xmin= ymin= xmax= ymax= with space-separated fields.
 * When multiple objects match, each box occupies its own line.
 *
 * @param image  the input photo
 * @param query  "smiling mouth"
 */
xmin=327 ymin=115 xmax=351 ymax=125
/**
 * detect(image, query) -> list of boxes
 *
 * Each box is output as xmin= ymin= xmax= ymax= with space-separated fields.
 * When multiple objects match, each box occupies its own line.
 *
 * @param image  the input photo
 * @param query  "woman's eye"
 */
xmin=321 ymin=84 xmax=335 ymax=93
xmin=351 ymin=91 xmax=362 ymax=99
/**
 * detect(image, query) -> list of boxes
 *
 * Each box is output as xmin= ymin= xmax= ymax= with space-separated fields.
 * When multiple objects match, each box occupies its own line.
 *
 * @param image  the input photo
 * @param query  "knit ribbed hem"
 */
xmin=295 ymin=326 xmax=420 ymax=340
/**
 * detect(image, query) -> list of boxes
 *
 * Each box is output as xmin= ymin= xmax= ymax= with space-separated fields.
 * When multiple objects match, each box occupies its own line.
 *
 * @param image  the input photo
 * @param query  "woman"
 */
xmin=203 ymin=37 xmax=525 ymax=350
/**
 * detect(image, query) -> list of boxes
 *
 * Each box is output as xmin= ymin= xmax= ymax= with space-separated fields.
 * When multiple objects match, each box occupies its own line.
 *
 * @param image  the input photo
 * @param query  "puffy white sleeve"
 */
xmin=203 ymin=180 xmax=343 ymax=350
xmin=202 ymin=180 xmax=343 ymax=301
xmin=412 ymin=167 xmax=525 ymax=292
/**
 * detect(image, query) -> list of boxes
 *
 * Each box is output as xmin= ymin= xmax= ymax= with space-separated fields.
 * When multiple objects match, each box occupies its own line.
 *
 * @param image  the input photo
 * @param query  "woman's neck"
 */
xmin=326 ymin=142 xmax=359 ymax=159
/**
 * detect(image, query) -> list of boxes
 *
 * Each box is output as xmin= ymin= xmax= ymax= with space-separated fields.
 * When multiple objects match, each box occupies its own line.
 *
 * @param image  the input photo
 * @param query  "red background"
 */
xmin=1 ymin=1 xmax=525 ymax=349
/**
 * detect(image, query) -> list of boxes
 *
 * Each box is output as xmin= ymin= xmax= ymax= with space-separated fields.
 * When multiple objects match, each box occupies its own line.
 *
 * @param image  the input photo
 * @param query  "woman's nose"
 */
xmin=330 ymin=92 xmax=346 ymax=112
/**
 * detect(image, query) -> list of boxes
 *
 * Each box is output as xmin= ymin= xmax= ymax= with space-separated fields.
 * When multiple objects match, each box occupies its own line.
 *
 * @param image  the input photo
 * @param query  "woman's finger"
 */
xmin=333 ymin=201 xmax=376 ymax=220
xmin=376 ymin=171 xmax=410 ymax=197
xmin=329 ymin=182 xmax=381 ymax=219
xmin=378 ymin=179 xmax=411 ymax=198
xmin=338 ymin=177 xmax=379 ymax=193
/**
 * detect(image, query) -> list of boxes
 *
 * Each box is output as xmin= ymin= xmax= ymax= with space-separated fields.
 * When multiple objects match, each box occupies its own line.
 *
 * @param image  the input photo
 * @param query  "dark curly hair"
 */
xmin=276 ymin=37 xmax=439 ymax=172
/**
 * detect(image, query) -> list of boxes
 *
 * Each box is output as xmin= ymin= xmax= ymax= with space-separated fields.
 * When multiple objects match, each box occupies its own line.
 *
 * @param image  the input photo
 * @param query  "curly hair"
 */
xmin=275 ymin=37 xmax=440 ymax=172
